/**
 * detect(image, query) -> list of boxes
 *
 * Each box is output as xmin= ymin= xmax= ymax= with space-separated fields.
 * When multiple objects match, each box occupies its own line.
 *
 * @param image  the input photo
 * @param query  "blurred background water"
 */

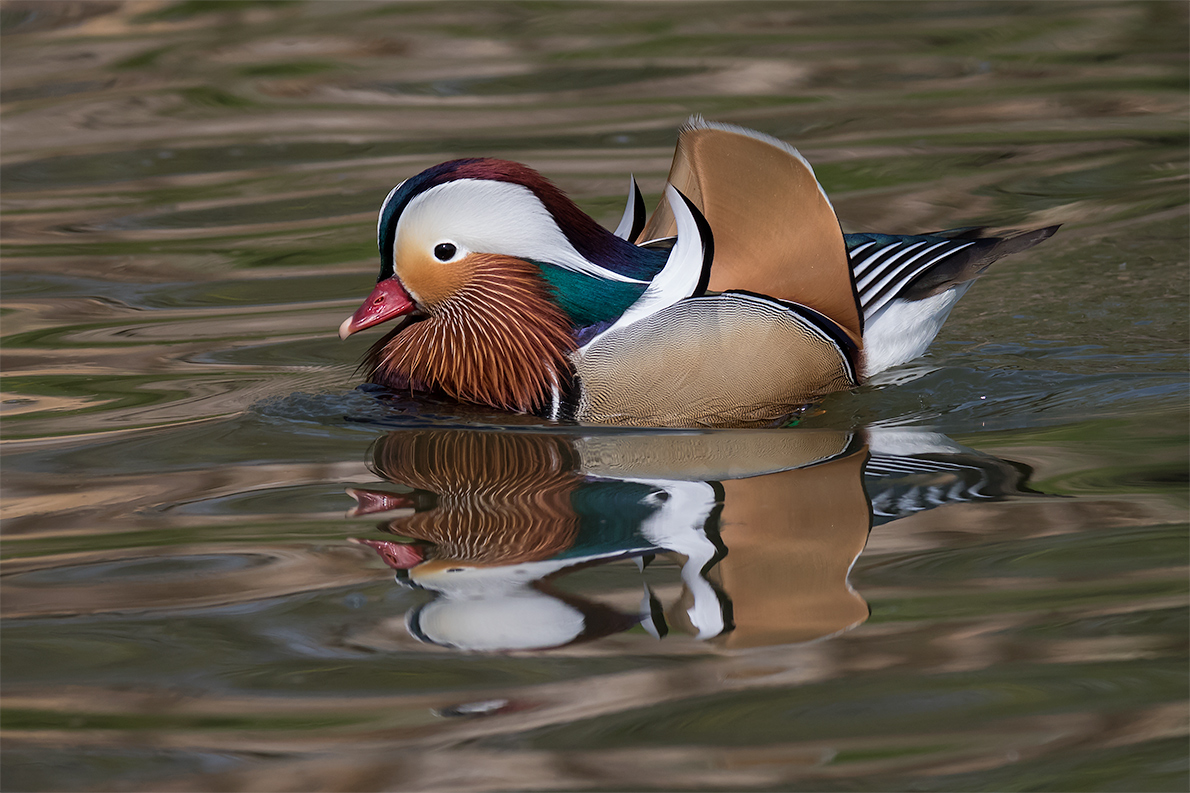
xmin=1 ymin=2 xmax=1186 ymax=791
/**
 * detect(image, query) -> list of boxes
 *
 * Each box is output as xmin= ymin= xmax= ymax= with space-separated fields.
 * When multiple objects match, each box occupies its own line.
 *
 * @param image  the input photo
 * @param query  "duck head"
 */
xmin=339 ymin=158 xmax=667 ymax=413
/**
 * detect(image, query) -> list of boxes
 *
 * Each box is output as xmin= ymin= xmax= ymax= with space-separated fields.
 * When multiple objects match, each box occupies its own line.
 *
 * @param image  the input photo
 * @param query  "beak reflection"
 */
xmin=346 ymin=426 xmax=1034 ymax=653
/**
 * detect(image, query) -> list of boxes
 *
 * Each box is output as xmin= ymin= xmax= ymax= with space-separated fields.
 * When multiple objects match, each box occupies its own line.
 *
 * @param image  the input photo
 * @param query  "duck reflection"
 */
xmin=349 ymin=427 xmax=1031 ymax=652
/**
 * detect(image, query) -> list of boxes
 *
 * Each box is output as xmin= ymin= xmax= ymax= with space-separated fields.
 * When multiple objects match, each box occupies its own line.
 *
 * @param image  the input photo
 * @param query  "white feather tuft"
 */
xmin=612 ymin=174 xmax=640 ymax=240
xmin=580 ymin=184 xmax=705 ymax=351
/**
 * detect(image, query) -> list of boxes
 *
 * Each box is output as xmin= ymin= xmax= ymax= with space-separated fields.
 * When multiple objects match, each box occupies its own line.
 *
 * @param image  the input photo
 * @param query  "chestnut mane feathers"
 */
xmin=366 ymin=255 xmax=575 ymax=413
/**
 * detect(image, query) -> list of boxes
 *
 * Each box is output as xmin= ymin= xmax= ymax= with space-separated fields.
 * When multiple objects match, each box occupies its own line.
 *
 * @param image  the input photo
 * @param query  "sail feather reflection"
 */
xmin=348 ymin=428 xmax=1033 ymax=652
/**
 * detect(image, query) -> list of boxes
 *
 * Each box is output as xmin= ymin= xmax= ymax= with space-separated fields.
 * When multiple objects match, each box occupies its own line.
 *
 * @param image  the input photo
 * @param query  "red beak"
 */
xmin=345 ymin=487 xmax=416 ymax=517
xmin=338 ymin=278 xmax=417 ymax=340
xmin=349 ymin=538 xmax=425 ymax=570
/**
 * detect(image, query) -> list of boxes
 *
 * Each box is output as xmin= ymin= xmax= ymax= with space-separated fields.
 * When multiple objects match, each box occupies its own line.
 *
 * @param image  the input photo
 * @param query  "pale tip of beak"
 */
xmin=345 ymin=487 xmax=361 ymax=517
xmin=338 ymin=315 xmax=354 ymax=341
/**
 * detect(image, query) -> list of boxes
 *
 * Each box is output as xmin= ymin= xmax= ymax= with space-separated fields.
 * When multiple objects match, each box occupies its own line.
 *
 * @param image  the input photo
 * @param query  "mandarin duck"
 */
xmin=339 ymin=117 xmax=1058 ymax=427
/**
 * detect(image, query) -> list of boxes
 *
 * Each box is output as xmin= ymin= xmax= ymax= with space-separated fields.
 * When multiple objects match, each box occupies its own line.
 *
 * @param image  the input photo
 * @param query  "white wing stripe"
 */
xmin=857 ymin=240 xmax=950 ymax=308
xmin=855 ymin=240 xmax=931 ymax=292
xmin=846 ymin=240 xmax=878 ymax=273
xmin=866 ymin=455 xmax=977 ymax=475
xmin=863 ymin=259 xmax=947 ymax=319
xmin=851 ymin=241 xmax=902 ymax=279
xmin=862 ymin=241 xmax=976 ymax=318
xmin=877 ymin=239 xmax=950 ymax=279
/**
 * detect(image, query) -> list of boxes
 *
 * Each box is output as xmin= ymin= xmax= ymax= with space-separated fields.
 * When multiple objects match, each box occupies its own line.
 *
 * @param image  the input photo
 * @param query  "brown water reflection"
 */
xmin=7 ymin=425 xmax=1181 ymax=792
xmin=3 ymin=418 xmax=1184 ymax=792
xmin=346 ymin=427 xmax=1053 ymax=652
xmin=352 ymin=428 xmax=870 ymax=650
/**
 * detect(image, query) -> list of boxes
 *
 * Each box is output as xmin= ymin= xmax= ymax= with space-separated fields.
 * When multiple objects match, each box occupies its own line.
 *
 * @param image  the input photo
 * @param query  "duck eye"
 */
xmin=433 ymin=243 xmax=457 ymax=261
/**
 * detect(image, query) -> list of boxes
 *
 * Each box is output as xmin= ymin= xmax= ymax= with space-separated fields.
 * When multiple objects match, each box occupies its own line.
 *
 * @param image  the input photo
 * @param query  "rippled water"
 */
xmin=2 ymin=2 xmax=1187 ymax=791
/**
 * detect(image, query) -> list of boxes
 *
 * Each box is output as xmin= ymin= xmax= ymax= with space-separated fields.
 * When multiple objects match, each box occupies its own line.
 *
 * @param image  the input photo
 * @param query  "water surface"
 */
xmin=2 ymin=2 xmax=1187 ymax=791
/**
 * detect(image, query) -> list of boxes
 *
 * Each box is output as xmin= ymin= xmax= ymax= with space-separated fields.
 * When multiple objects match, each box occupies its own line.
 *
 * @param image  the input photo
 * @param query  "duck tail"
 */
xmin=899 ymin=225 xmax=1060 ymax=302
xmin=858 ymin=225 xmax=1059 ymax=378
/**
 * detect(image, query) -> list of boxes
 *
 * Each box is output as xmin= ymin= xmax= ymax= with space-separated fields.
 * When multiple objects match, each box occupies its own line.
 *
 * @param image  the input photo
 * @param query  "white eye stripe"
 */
xmin=396 ymin=179 xmax=645 ymax=284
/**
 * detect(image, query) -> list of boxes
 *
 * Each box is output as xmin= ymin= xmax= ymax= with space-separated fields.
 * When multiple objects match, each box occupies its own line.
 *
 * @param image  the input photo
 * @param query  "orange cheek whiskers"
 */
xmin=365 ymin=255 xmax=576 ymax=413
